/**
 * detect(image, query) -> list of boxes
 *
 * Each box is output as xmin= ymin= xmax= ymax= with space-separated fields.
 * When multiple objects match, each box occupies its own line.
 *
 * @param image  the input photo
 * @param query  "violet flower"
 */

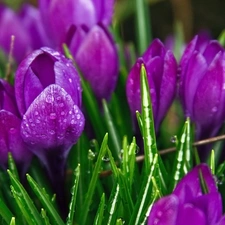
xmin=0 ymin=4 xmax=49 ymax=63
xmin=179 ymin=35 xmax=225 ymax=139
xmin=38 ymin=0 xmax=115 ymax=46
xmin=67 ymin=24 xmax=119 ymax=101
xmin=15 ymin=47 xmax=84 ymax=181
xmin=0 ymin=79 xmax=32 ymax=172
xmin=148 ymin=164 xmax=225 ymax=225
xmin=126 ymin=39 xmax=177 ymax=130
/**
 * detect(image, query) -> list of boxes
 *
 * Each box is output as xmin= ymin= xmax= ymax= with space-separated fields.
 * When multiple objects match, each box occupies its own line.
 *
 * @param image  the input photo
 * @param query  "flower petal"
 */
xmin=148 ymin=195 xmax=179 ymax=225
xmin=173 ymin=164 xmax=217 ymax=204
xmin=21 ymin=84 xmax=84 ymax=156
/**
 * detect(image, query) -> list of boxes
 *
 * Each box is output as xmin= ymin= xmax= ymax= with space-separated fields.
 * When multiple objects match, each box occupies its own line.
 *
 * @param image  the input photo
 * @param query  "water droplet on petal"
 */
xmin=49 ymin=112 xmax=57 ymax=120
xmin=212 ymin=107 xmax=218 ymax=113
xmin=45 ymin=94 xmax=54 ymax=103
xmin=49 ymin=130 xmax=55 ymax=135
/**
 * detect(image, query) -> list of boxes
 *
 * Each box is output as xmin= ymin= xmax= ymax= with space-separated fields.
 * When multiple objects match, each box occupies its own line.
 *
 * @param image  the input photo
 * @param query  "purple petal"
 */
xmin=0 ymin=79 xmax=19 ymax=116
xmin=173 ymin=164 xmax=217 ymax=204
xmin=203 ymin=41 xmax=224 ymax=65
xmin=143 ymin=39 xmax=166 ymax=62
xmin=126 ymin=58 xmax=157 ymax=120
xmin=156 ymin=50 xmax=177 ymax=128
xmin=176 ymin=204 xmax=206 ymax=225
xmin=182 ymin=52 xmax=207 ymax=117
xmin=21 ymin=84 xmax=84 ymax=157
xmin=19 ymin=4 xmax=52 ymax=49
xmin=75 ymin=25 xmax=118 ymax=100
xmin=0 ymin=110 xmax=32 ymax=168
xmin=193 ymin=52 xmax=223 ymax=127
xmin=93 ymin=0 xmax=115 ymax=25
xmin=191 ymin=193 xmax=222 ymax=225
xmin=15 ymin=48 xmax=43 ymax=115
xmin=48 ymin=0 xmax=96 ymax=45
xmin=148 ymin=195 xmax=179 ymax=225
xmin=217 ymin=216 xmax=225 ymax=225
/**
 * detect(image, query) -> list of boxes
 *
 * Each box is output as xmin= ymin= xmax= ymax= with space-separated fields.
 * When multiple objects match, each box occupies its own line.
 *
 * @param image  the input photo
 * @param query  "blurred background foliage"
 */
xmin=3 ymin=0 xmax=225 ymax=45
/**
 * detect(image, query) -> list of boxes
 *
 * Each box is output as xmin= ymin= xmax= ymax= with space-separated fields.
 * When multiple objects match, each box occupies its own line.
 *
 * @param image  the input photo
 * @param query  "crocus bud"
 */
xmin=67 ymin=24 xmax=119 ymax=101
xmin=0 ymin=79 xmax=32 ymax=172
xmin=179 ymin=35 xmax=225 ymax=139
xmin=126 ymin=39 xmax=177 ymax=130
xmin=148 ymin=164 xmax=225 ymax=225
xmin=15 ymin=48 xmax=84 ymax=184
xmin=38 ymin=0 xmax=115 ymax=46
xmin=15 ymin=47 xmax=82 ymax=116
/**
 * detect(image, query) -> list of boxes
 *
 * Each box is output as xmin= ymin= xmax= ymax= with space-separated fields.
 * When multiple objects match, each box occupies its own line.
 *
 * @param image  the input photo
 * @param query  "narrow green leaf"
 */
xmin=79 ymin=133 xmax=108 ymax=225
xmin=116 ymin=218 xmax=124 ymax=225
xmin=104 ymin=182 xmax=120 ymax=225
xmin=26 ymin=174 xmax=65 ymax=225
xmin=129 ymin=154 xmax=158 ymax=225
xmin=103 ymin=99 xmax=121 ymax=161
xmin=0 ymin=197 xmax=14 ymax=224
xmin=136 ymin=111 xmax=143 ymax=136
xmin=8 ymin=153 xmax=19 ymax=181
xmin=170 ymin=118 xmax=192 ymax=191
xmin=140 ymin=64 xmax=157 ymax=170
xmin=210 ymin=150 xmax=215 ymax=175
xmin=135 ymin=0 xmax=151 ymax=54
xmin=9 ymin=217 xmax=15 ymax=225
xmin=66 ymin=164 xmax=80 ymax=225
xmin=93 ymin=193 xmax=105 ymax=225
xmin=8 ymin=170 xmax=43 ymax=225
xmin=218 ymin=29 xmax=225 ymax=47
xmin=41 ymin=209 xmax=51 ymax=225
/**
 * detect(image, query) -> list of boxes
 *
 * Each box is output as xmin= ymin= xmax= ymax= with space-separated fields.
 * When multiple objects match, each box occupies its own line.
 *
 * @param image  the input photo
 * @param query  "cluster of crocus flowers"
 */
xmin=148 ymin=164 xmax=225 ymax=225
xmin=126 ymin=39 xmax=177 ymax=131
xmin=179 ymin=35 xmax=225 ymax=139
xmin=38 ymin=0 xmax=119 ymax=101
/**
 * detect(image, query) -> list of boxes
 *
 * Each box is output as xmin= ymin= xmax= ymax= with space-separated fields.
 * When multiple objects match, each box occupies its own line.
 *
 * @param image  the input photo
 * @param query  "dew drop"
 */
xmin=212 ymin=107 xmax=218 ymax=113
xmin=71 ymin=119 xmax=75 ymax=124
xmin=59 ymin=103 xmax=64 ymax=108
xmin=49 ymin=130 xmax=55 ymax=135
xmin=76 ymin=114 xmax=81 ymax=120
xmin=69 ymin=78 xmax=72 ymax=83
xmin=34 ymin=111 xmax=39 ymax=116
xmin=9 ymin=128 xmax=16 ymax=134
xmin=61 ymin=111 xmax=65 ymax=116
xmin=49 ymin=112 xmax=57 ymax=120
xmin=45 ymin=94 xmax=54 ymax=103
xmin=170 ymin=135 xmax=177 ymax=143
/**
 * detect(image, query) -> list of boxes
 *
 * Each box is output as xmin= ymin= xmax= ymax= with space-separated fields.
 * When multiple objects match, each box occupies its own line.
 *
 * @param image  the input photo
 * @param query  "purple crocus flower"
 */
xmin=179 ymin=35 xmax=225 ymax=139
xmin=0 ymin=79 xmax=32 ymax=172
xmin=126 ymin=39 xmax=177 ymax=130
xmin=148 ymin=164 xmax=225 ymax=225
xmin=15 ymin=47 xmax=84 ymax=181
xmin=67 ymin=24 xmax=119 ymax=101
xmin=38 ymin=0 xmax=115 ymax=46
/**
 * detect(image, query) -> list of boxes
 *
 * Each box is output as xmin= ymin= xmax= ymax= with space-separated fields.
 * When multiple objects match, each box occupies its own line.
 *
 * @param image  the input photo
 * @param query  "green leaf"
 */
xmin=66 ymin=164 xmax=80 ymax=225
xmin=8 ymin=153 xmax=19 ymax=181
xmin=79 ymin=133 xmax=108 ymax=225
xmin=170 ymin=118 xmax=192 ymax=191
xmin=0 ymin=197 xmax=14 ymax=224
xmin=135 ymin=0 xmax=151 ymax=54
xmin=26 ymin=174 xmax=65 ymax=225
xmin=210 ymin=150 xmax=215 ymax=175
xmin=103 ymin=99 xmax=121 ymax=161
xmin=9 ymin=217 xmax=15 ymax=225
xmin=8 ymin=170 xmax=43 ymax=225
xmin=218 ymin=29 xmax=225 ymax=47
xmin=93 ymin=193 xmax=106 ymax=225
xmin=129 ymin=154 xmax=158 ymax=225
xmin=140 ymin=64 xmax=157 ymax=170
xmin=104 ymin=182 xmax=120 ymax=225
xmin=41 ymin=209 xmax=51 ymax=225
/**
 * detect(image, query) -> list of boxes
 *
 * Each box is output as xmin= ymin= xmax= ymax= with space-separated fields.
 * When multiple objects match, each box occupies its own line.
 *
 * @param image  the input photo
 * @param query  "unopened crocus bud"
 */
xmin=148 ymin=164 xmax=225 ymax=225
xmin=126 ymin=39 xmax=177 ymax=130
xmin=179 ymin=35 xmax=225 ymax=139
xmin=0 ymin=79 xmax=32 ymax=172
xmin=67 ymin=24 xmax=119 ymax=101
xmin=38 ymin=0 xmax=115 ymax=46
xmin=15 ymin=47 xmax=84 ymax=183
xmin=15 ymin=47 xmax=82 ymax=116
